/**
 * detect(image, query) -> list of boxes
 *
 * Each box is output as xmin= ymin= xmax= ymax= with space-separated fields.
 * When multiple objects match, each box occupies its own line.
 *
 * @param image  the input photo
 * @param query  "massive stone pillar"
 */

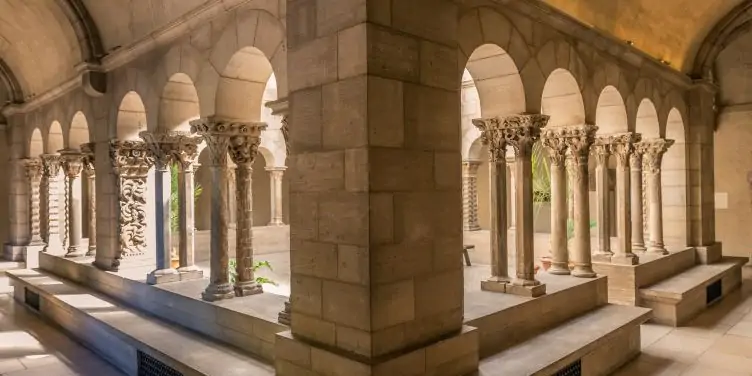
xmin=142 ymin=132 xmax=180 ymax=284
xmin=23 ymin=158 xmax=44 ymax=247
xmin=642 ymin=139 xmax=675 ymax=256
xmin=60 ymin=149 xmax=85 ymax=258
xmin=40 ymin=154 xmax=63 ymax=254
xmin=504 ymin=114 xmax=549 ymax=297
xmin=81 ymin=143 xmax=96 ymax=257
xmin=630 ymin=146 xmax=647 ymax=253
xmin=175 ymin=135 xmax=203 ymax=279
xmin=566 ymin=125 xmax=598 ymax=278
xmin=473 ymin=118 xmax=510 ymax=292
xmin=228 ymin=123 xmax=267 ymax=296
xmin=591 ymin=137 xmax=612 ymax=262
xmin=610 ymin=133 xmax=641 ymax=265
xmin=541 ymin=128 xmax=569 ymax=275
xmin=110 ymin=140 xmax=155 ymax=262
xmin=191 ymin=117 xmax=236 ymax=302
xmin=461 ymin=160 xmax=481 ymax=231
xmin=267 ymin=167 xmax=286 ymax=226
xmin=277 ymin=1 xmax=477 ymax=374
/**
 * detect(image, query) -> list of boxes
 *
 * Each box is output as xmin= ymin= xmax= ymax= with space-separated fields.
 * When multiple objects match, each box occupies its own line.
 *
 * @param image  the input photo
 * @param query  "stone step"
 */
xmin=638 ymin=256 xmax=746 ymax=326
xmin=6 ymin=268 xmax=274 ymax=376
xmin=478 ymin=304 xmax=651 ymax=376
xmin=0 ymin=260 xmax=24 ymax=273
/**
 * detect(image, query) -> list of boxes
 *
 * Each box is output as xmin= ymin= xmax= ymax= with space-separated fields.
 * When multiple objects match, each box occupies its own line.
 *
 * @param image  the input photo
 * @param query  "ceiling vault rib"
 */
xmin=0 ymin=59 xmax=24 ymax=105
xmin=692 ymin=0 xmax=752 ymax=79
xmin=54 ymin=0 xmax=105 ymax=64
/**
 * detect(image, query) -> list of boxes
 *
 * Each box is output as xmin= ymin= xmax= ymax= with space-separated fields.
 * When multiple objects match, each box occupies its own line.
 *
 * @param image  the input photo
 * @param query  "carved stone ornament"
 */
xmin=80 ymin=142 xmax=95 ymax=174
xmin=174 ymin=134 xmax=203 ymax=170
xmin=639 ymin=138 xmax=675 ymax=174
xmin=501 ymin=114 xmax=550 ymax=159
xmin=109 ymin=140 xmax=155 ymax=178
xmin=540 ymin=128 xmax=569 ymax=166
xmin=59 ymin=149 xmax=84 ymax=179
xmin=190 ymin=117 xmax=267 ymax=167
xmin=563 ymin=124 xmax=598 ymax=158
xmin=23 ymin=158 xmax=43 ymax=182
xmin=140 ymin=131 xmax=184 ymax=169
xmin=472 ymin=117 xmax=506 ymax=162
xmin=608 ymin=132 xmax=642 ymax=167
xmin=590 ymin=136 xmax=611 ymax=166
xmin=281 ymin=115 xmax=290 ymax=156
xmin=40 ymin=154 xmax=62 ymax=177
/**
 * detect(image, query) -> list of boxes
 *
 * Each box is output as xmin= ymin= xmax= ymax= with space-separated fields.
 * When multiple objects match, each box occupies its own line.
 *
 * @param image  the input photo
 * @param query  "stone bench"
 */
xmin=7 ymin=269 xmax=274 ymax=376
xmin=639 ymin=256 xmax=746 ymax=326
xmin=479 ymin=305 xmax=651 ymax=376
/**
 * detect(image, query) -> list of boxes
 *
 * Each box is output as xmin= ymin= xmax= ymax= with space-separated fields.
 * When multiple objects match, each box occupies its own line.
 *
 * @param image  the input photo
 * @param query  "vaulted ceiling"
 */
xmin=541 ymin=0 xmax=745 ymax=72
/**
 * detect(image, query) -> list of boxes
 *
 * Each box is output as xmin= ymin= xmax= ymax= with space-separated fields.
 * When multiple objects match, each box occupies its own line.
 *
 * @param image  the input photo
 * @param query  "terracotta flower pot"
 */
xmin=540 ymin=256 xmax=552 ymax=271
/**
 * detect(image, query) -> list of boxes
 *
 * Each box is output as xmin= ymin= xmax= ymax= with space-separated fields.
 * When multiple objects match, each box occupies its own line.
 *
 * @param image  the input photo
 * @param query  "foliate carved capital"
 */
xmin=472 ymin=117 xmax=507 ymax=162
xmin=40 ymin=154 xmax=62 ymax=177
xmin=608 ymin=132 xmax=642 ymax=167
xmin=190 ymin=117 xmax=267 ymax=167
xmin=563 ymin=124 xmax=598 ymax=159
xmin=590 ymin=137 xmax=611 ymax=166
xmin=501 ymin=114 xmax=548 ymax=159
xmin=80 ymin=142 xmax=95 ymax=173
xmin=462 ymin=160 xmax=481 ymax=177
xmin=175 ymin=134 xmax=203 ymax=170
xmin=109 ymin=140 xmax=154 ymax=178
xmin=23 ymin=158 xmax=43 ymax=182
xmin=639 ymin=138 xmax=675 ymax=174
xmin=59 ymin=149 xmax=85 ymax=179
xmin=540 ymin=128 xmax=569 ymax=166
xmin=140 ymin=131 xmax=184 ymax=169
xmin=229 ymin=134 xmax=263 ymax=166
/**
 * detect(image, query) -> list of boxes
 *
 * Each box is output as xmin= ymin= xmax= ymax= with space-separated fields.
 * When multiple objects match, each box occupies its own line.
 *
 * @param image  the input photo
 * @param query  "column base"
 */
xmin=3 ymin=244 xmax=26 ymax=262
xmin=506 ymin=282 xmax=546 ymax=297
xmin=278 ymin=300 xmax=291 ymax=326
xmin=275 ymin=327 xmax=478 ymax=376
xmin=480 ymin=276 xmax=510 ymax=293
xmin=632 ymin=244 xmax=647 ymax=253
xmin=86 ymin=246 xmax=96 ymax=257
xmin=611 ymin=254 xmax=640 ymax=265
xmin=646 ymin=244 xmax=668 ymax=256
xmin=146 ymin=268 xmax=180 ymax=285
xmin=548 ymin=261 xmax=571 ymax=275
xmin=65 ymin=246 xmax=86 ymax=258
xmin=24 ymin=244 xmax=45 ymax=268
xmin=43 ymin=239 xmax=65 ymax=256
xmin=571 ymin=264 xmax=597 ymax=278
xmin=593 ymin=252 xmax=614 ymax=263
xmin=177 ymin=266 xmax=204 ymax=281
xmin=267 ymin=220 xmax=286 ymax=227
xmin=93 ymin=256 xmax=120 ymax=272
xmin=696 ymin=243 xmax=722 ymax=264
xmin=235 ymin=280 xmax=263 ymax=297
xmin=463 ymin=224 xmax=481 ymax=231
xmin=202 ymin=283 xmax=235 ymax=302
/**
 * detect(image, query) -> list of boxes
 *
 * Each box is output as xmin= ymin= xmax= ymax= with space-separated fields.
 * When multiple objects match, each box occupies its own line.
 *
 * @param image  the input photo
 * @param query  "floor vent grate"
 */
xmin=554 ymin=359 xmax=582 ymax=376
xmin=24 ymin=288 xmax=40 ymax=311
xmin=707 ymin=279 xmax=722 ymax=306
xmin=137 ymin=350 xmax=183 ymax=376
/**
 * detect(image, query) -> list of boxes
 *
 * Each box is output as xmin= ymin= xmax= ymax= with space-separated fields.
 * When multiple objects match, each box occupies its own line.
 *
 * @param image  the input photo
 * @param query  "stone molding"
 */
xmin=110 ymin=140 xmax=154 ymax=258
xmin=60 ymin=149 xmax=84 ymax=179
xmin=190 ymin=117 xmax=267 ymax=167
xmin=140 ymin=131 xmax=184 ymax=170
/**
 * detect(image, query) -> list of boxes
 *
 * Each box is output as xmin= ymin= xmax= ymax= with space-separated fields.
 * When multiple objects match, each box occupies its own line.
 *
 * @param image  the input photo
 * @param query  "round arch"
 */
xmin=635 ymin=99 xmax=660 ymax=138
xmin=29 ymin=128 xmax=43 ymax=157
xmin=69 ymin=111 xmax=89 ymax=149
xmin=117 ymin=91 xmax=147 ymax=140
xmin=48 ymin=121 xmax=64 ymax=153
xmin=595 ymin=86 xmax=628 ymax=134
xmin=159 ymin=73 xmax=200 ymax=132
xmin=541 ymin=69 xmax=585 ymax=127
xmin=215 ymin=46 xmax=275 ymax=121
xmin=662 ymin=108 xmax=689 ymax=247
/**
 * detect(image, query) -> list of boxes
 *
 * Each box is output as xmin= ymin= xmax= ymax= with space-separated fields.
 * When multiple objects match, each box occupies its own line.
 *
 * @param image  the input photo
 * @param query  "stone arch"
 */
xmin=68 ymin=111 xmax=90 ymax=150
xmin=662 ymin=108 xmax=689 ymax=247
xmin=635 ymin=99 xmax=660 ymax=139
xmin=116 ymin=91 xmax=147 ymax=141
xmin=257 ymin=145 xmax=275 ymax=168
xmin=595 ymin=86 xmax=628 ymax=134
xmin=29 ymin=128 xmax=43 ymax=157
xmin=214 ymin=46 xmax=276 ymax=122
xmin=47 ymin=121 xmax=64 ymax=153
xmin=541 ymin=68 xmax=586 ymax=127
xmin=159 ymin=73 xmax=200 ymax=132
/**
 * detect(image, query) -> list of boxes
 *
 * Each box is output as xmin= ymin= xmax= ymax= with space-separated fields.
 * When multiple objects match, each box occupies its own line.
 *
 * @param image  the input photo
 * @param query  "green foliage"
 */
xmin=228 ymin=258 xmax=277 ymax=286
xmin=170 ymin=165 xmax=203 ymax=232
xmin=566 ymin=219 xmax=597 ymax=240
xmin=532 ymin=142 xmax=552 ymax=222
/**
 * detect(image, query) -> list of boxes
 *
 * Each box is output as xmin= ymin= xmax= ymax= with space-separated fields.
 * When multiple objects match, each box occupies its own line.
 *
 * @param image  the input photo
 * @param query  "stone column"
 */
xmin=190 ymin=117 xmax=236 ymax=302
xmin=228 ymin=123 xmax=267 ymax=297
xmin=461 ymin=160 xmax=481 ymax=231
xmin=227 ymin=166 xmax=237 ymax=227
xmin=175 ymin=135 xmax=203 ymax=279
xmin=591 ymin=137 xmax=612 ymax=262
xmin=566 ymin=124 xmax=598 ymax=278
xmin=642 ymin=139 xmax=675 ymax=255
xmin=541 ymin=129 xmax=569 ymax=275
xmin=473 ymin=118 xmax=510 ymax=292
xmin=23 ymin=158 xmax=44 ymax=246
xmin=610 ymin=133 xmax=641 ymax=265
xmin=110 ymin=140 xmax=155 ymax=261
xmin=504 ymin=114 xmax=549 ymax=297
xmin=60 ymin=149 xmax=85 ymax=258
xmin=507 ymin=155 xmax=517 ymax=233
xmin=81 ymin=143 xmax=96 ymax=257
xmin=630 ymin=147 xmax=647 ymax=253
xmin=142 ymin=132 xmax=181 ymax=284
xmin=267 ymin=167 xmax=286 ymax=226
xmin=40 ymin=154 xmax=63 ymax=254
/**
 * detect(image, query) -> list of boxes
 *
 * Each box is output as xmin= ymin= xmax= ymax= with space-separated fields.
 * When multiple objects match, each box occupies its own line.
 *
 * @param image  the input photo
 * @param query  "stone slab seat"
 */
xmin=6 ymin=268 xmax=274 ymax=376
xmin=0 ymin=260 xmax=24 ymax=273
xmin=638 ymin=256 xmax=746 ymax=326
xmin=479 ymin=305 xmax=651 ymax=376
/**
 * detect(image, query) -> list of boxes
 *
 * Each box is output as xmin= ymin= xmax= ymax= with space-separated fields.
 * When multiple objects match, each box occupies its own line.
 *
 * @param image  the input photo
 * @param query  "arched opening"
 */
xmin=215 ymin=47 xmax=274 ymax=121
xmin=252 ymin=148 xmax=273 ymax=228
xmin=159 ymin=73 xmax=200 ymax=132
xmin=47 ymin=121 xmax=64 ymax=153
xmin=662 ymin=109 xmax=689 ymax=247
xmin=595 ymin=86 xmax=628 ymax=135
xmin=68 ymin=111 xmax=92 ymax=242
xmin=117 ymin=91 xmax=147 ymax=140
xmin=541 ymin=69 xmax=585 ymax=128
xmin=635 ymin=99 xmax=660 ymax=138
xmin=29 ymin=129 xmax=43 ymax=157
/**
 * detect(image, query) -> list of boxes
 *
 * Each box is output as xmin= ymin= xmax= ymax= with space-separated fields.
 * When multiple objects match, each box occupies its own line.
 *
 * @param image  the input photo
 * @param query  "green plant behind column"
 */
xmin=170 ymin=164 xmax=203 ymax=232
xmin=532 ymin=142 xmax=552 ymax=221
xmin=229 ymin=258 xmax=277 ymax=286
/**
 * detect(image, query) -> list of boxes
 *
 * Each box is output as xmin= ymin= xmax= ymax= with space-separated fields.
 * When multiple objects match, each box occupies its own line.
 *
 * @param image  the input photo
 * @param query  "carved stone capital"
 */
xmin=563 ymin=124 xmax=598 ymax=159
xmin=80 ymin=142 xmax=95 ymax=174
xmin=639 ymin=138 xmax=675 ymax=174
xmin=40 ymin=154 xmax=62 ymax=177
xmin=175 ymin=134 xmax=203 ymax=170
xmin=541 ymin=128 xmax=569 ymax=166
xmin=609 ymin=132 xmax=642 ymax=167
xmin=501 ymin=114 xmax=549 ymax=159
xmin=228 ymin=133 xmax=264 ymax=166
xmin=590 ymin=137 xmax=611 ymax=166
xmin=462 ymin=160 xmax=481 ymax=177
xmin=23 ymin=158 xmax=43 ymax=182
xmin=110 ymin=140 xmax=154 ymax=178
xmin=59 ymin=149 xmax=85 ymax=179
xmin=140 ymin=131 xmax=184 ymax=169
xmin=472 ymin=117 xmax=507 ymax=162
xmin=190 ymin=117 xmax=267 ymax=167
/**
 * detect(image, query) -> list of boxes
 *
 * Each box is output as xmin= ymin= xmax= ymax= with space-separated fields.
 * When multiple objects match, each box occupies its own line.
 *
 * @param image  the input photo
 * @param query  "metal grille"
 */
xmin=707 ymin=279 xmax=723 ymax=306
xmin=137 ymin=350 xmax=182 ymax=376
xmin=554 ymin=359 xmax=582 ymax=376
xmin=25 ymin=288 xmax=40 ymax=311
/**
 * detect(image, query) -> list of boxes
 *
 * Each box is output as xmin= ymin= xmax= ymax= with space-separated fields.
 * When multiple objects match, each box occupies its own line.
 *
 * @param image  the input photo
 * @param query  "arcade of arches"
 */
xmin=0 ymin=1 xmax=752 ymax=376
